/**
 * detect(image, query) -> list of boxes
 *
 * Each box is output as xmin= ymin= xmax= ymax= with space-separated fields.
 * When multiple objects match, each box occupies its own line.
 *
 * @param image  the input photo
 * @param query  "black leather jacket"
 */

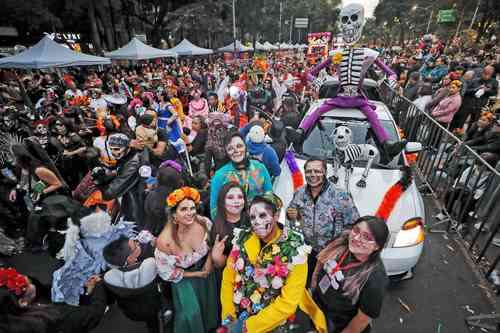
xmin=101 ymin=150 xmax=145 ymax=224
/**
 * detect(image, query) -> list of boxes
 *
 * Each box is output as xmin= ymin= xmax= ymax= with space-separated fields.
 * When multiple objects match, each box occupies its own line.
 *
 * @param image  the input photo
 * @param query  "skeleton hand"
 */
xmin=312 ymin=77 xmax=326 ymax=91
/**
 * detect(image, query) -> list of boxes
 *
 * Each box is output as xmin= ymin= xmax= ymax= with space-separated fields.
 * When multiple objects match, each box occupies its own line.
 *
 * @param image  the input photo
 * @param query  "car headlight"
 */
xmin=393 ymin=218 xmax=425 ymax=248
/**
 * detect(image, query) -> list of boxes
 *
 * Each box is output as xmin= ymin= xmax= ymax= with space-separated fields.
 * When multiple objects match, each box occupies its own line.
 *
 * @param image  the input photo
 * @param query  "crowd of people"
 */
xmin=0 ymin=27 xmax=498 ymax=333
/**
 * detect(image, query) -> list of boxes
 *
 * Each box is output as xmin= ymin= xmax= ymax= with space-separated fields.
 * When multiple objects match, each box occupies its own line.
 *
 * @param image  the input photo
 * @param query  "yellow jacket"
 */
xmin=221 ymin=228 xmax=326 ymax=333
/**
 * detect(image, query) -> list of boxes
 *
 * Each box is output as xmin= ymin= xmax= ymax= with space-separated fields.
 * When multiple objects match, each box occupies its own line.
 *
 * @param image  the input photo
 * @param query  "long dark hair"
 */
xmin=157 ymin=166 xmax=184 ymax=191
xmin=213 ymin=182 xmax=248 ymax=240
xmin=314 ymin=216 xmax=389 ymax=304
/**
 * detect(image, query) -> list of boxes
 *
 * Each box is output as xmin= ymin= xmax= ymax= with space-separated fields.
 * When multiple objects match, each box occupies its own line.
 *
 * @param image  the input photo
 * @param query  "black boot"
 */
xmin=383 ymin=140 xmax=407 ymax=161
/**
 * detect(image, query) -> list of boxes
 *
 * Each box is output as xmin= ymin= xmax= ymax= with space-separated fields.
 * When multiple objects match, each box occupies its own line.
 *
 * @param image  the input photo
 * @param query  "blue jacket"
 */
xmin=246 ymin=140 xmax=281 ymax=178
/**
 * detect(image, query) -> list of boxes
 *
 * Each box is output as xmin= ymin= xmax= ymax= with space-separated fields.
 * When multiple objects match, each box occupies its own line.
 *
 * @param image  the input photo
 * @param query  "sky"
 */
xmin=341 ymin=0 xmax=380 ymax=18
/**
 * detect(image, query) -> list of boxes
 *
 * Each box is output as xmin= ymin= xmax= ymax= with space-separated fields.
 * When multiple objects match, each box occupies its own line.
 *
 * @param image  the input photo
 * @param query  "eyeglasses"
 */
xmin=351 ymin=225 xmax=376 ymax=243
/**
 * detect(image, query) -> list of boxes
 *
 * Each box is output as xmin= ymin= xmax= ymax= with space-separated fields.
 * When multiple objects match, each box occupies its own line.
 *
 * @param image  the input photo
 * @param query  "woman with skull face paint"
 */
xmin=220 ymin=194 xmax=327 ymax=333
xmin=311 ymin=216 xmax=389 ymax=333
xmin=211 ymin=182 xmax=249 ymax=268
xmin=209 ymin=132 xmax=272 ymax=220
xmin=155 ymin=187 xmax=219 ymax=333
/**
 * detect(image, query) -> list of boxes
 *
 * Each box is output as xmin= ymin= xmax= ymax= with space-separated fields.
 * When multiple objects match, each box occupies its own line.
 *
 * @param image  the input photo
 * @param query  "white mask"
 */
xmin=249 ymin=203 xmax=274 ymax=239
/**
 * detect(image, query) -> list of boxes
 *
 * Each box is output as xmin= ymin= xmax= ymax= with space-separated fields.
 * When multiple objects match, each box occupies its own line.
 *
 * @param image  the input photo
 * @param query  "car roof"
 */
xmin=307 ymin=99 xmax=394 ymax=121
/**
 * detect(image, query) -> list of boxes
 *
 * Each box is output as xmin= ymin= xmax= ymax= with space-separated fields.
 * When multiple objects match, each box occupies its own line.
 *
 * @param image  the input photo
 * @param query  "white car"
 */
xmin=274 ymin=99 xmax=425 ymax=278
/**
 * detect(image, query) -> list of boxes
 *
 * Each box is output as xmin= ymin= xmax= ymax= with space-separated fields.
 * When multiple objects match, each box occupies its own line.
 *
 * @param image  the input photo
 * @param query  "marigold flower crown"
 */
xmin=166 ymin=186 xmax=201 ymax=207
xmin=0 ymin=267 xmax=29 ymax=296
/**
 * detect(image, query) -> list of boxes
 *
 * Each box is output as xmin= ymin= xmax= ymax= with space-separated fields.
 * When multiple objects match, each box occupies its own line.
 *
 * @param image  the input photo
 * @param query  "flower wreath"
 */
xmin=166 ymin=186 xmax=201 ymax=207
xmin=0 ymin=267 xmax=29 ymax=296
xmin=226 ymin=226 xmax=311 ymax=322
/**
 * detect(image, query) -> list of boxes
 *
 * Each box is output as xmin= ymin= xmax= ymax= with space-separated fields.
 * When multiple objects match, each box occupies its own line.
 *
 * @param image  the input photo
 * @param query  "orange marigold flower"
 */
xmin=166 ymin=186 xmax=200 ymax=207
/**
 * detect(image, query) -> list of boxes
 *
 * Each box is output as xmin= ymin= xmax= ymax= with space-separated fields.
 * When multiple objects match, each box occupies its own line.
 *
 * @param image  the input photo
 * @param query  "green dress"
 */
xmin=155 ymin=237 xmax=219 ymax=332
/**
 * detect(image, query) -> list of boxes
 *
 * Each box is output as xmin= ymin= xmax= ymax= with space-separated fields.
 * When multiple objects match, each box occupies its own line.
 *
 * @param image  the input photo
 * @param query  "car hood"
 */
xmin=273 ymin=158 xmax=423 ymax=233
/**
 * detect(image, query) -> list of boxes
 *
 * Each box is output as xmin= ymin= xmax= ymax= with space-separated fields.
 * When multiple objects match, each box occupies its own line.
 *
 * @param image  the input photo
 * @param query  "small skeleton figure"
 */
xmin=31 ymin=118 xmax=50 ymax=149
xmin=331 ymin=126 xmax=378 ymax=190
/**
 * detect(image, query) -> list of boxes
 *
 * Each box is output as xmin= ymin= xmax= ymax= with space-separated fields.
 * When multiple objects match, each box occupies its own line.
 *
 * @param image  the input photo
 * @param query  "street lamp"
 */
xmin=412 ymin=5 xmax=433 ymax=33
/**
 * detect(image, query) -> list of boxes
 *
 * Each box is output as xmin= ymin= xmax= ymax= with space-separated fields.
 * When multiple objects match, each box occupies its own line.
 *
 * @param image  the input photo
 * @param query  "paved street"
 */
xmin=374 ymin=219 xmax=496 ymax=332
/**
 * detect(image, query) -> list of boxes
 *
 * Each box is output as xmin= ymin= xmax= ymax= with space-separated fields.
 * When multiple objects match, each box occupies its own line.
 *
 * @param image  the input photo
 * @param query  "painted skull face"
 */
xmin=3 ymin=116 xmax=16 ymax=129
xmin=332 ymin=126 xmax=352 ymax=151
xmin=225 ymin=187 xmax=245 ymax=216
xmin=109 ymin=146 xmax=128 ymax=160
xmin=249 ymin=202 xmax=275 ymax=239
xmin=35 ymin=124 xmax=48 ymax=136
xmin=339 ymin=4 xmax=365 ymax=45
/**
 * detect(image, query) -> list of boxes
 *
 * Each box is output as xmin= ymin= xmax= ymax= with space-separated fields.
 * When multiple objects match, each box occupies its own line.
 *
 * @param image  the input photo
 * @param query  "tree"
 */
xmin=3 ymin=0 xmax=62 ymax=43
xmin=473 ymin=0 xmax=500 ymax=42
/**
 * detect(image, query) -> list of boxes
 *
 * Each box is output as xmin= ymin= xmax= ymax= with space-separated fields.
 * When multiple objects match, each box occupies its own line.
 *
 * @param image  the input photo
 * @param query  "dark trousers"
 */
xmin=307 ymin=250 xmax=319 ymax=287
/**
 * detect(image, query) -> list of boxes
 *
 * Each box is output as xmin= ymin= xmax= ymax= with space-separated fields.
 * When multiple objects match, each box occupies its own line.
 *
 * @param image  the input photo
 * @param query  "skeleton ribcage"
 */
xmin=340 ymin=48 xmax=364 ymax=87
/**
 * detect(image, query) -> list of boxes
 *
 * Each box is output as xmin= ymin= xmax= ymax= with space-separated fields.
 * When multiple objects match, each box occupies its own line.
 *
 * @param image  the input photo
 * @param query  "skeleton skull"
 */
xmin=332 ymin=126 xmax=352 ymax=151
xmin=339 ymin=4 xmax=365 ymax=45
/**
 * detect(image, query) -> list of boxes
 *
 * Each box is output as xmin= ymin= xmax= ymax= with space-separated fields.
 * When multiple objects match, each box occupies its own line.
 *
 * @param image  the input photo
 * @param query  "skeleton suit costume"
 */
xmin=300 ymin=4 xmax=404 ymax=158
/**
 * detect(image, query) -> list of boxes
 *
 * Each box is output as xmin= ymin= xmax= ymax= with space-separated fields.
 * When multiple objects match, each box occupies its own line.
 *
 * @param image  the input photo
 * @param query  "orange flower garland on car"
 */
xmin=166 ymin=187 xmax=201 ymax=207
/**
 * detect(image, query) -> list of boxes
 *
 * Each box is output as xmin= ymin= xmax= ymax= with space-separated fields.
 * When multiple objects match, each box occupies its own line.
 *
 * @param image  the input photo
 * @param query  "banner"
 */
xmin=307 ymin=32 xmax=332 ymax=62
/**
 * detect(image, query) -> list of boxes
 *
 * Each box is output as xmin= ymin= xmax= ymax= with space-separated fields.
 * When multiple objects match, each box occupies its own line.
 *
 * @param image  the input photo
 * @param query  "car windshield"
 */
xmin=299 ymin=116 xmax=402 ymax=168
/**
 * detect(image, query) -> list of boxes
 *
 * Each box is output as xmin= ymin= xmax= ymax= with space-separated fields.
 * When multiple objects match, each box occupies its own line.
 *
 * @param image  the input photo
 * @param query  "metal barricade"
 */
xmin=379 ymin=82 xmax=500 ymax=279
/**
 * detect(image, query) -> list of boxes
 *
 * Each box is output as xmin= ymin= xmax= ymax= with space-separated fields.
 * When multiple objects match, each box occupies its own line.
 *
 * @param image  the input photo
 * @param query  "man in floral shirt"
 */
xmin=286 ymin=158 xmax=359 ymax=276
xmin=220 ymin=194 xmax=326 ymax=333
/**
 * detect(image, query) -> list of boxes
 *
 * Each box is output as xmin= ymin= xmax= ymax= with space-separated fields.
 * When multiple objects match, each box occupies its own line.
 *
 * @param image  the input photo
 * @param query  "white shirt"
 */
xmin=104 ymin=257 xmax=158 ymax=289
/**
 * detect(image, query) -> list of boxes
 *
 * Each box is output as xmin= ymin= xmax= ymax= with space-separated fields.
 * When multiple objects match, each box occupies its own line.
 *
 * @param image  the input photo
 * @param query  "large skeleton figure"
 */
xmin=300 ymin=4 xmax=405 ymax=160
xmin=331 ymin=126 xmax=378 ymax=191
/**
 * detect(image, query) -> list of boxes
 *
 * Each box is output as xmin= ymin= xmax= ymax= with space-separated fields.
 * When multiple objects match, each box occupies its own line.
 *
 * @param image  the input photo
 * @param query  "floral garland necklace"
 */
xmin=227 ymin=227 xmax=311 ymax=322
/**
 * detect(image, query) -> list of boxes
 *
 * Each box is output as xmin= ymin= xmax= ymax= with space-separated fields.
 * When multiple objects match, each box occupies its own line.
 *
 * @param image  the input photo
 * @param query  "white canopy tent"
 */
xmin=217 ymin=40 xmax=254 ymax=52
xmin=254 ymin=41 xmax=269 ymax=51
xmin=105 ymin=37 xmax=177 ymax=60
xmin=263 ymin=41 xmax=279 ymax=50
xmin=0 ymin=35 xmax=111 ymax=69
xmin=167 ymin=39 xmax=213 ymax=56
